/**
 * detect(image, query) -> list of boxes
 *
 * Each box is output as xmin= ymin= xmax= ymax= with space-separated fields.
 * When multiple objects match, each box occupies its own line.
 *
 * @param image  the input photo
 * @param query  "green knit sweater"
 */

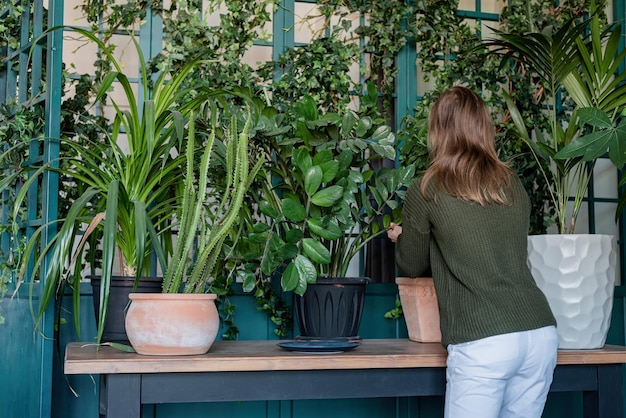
xmin=396 ymin=175 xmax=556 ymax=347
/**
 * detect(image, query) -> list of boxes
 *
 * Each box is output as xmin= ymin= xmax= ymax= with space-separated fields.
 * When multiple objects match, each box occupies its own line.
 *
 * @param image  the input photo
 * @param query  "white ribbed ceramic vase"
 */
xmin=527 ymin=234 xmax=616 ymax=349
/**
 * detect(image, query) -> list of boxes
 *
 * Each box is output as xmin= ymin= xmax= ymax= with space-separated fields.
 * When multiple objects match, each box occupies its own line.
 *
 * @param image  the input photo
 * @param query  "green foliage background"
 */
xmin=0 ymin=0 xmax=608 ymax=330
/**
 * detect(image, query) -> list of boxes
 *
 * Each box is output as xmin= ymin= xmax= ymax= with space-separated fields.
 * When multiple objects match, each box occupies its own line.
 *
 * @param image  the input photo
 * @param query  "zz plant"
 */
xmin=255 ymin=94 xmax=415 ymax=295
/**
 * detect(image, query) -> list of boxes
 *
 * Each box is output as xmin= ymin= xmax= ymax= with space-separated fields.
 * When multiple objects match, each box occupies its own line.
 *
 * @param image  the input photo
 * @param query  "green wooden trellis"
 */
xmin=0 ymin=0 xmax=64 ymax=416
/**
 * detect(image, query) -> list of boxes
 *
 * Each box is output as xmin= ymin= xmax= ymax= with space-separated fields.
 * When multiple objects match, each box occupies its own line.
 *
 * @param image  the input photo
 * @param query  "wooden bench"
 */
xmin=64 ymin=339 xmax=626 ymax=418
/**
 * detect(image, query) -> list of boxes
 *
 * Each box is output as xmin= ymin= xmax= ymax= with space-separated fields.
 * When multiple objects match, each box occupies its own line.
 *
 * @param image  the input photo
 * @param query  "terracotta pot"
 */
xmin=396 ymin=277 xmax=441 ymax=343
xmin=125 ymin=293 xmax=220 ymax=355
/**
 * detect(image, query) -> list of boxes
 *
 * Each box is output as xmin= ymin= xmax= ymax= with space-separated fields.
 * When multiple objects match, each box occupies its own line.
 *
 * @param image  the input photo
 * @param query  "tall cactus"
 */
xmin=162 ymin=110 xmax=263 ymax=293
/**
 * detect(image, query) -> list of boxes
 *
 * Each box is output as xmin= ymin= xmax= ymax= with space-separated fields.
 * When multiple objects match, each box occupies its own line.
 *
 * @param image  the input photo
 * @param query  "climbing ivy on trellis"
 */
xmin=397 ymin=0 xmax=606 ymax=234
xmin=1 ymin=0 xmax=611 ymax=333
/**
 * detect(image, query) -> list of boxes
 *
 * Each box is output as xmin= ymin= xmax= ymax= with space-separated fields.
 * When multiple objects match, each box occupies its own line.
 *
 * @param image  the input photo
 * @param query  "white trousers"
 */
xmin=444 ymin=326 xmax=558 ymax=418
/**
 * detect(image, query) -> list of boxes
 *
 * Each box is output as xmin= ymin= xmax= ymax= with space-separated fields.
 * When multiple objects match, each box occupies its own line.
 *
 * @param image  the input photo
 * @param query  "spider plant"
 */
xmin=11 ymin=26 xmax=224 ymax=344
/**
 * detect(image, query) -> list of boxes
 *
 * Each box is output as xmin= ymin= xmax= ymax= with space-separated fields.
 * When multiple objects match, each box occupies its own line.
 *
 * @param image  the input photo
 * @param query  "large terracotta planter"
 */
xmin=294 ymin=277 xmax=367 ymax=341
xmin=396 ymin=277 xmax=441 ymax=343
xmin=527 ymin=234 xmax=616 ymax=349
xmin=125 ymin=293 xmax=220 ymax=355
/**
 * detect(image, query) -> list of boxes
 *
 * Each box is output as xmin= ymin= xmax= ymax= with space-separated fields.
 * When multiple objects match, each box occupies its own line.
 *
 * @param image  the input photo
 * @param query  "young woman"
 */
xmin=387 ymin=86 xmax=557 ymax=418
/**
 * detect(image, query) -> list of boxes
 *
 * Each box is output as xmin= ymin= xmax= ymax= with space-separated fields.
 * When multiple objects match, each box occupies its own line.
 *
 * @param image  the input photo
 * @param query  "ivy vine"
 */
xmin=397 ymin=0 xmax=604 ymax=234
xmin=2 ymin=0 xmax=607 ymax=334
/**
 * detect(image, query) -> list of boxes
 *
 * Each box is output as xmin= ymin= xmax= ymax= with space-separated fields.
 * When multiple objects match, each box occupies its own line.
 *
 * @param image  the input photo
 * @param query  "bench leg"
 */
xmin=583 ymin=364 xmax=624 ymax=418
xmin=102 ymin=374 xmax=141 ymax=418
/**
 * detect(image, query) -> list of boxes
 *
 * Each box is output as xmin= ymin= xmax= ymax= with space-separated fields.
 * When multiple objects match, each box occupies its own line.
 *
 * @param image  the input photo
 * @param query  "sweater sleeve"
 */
xmin=395 ymin=180 xmax=431 ymax=277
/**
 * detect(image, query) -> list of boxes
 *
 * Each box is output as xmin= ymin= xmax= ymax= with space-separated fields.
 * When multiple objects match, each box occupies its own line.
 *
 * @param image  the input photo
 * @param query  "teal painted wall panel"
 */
xmin=607 ymin=287 xmax=626 ymax=345
xmin=50 ymin=284 xmax=626 ymax=418
xmin=0 ymin=284 xmax=47 ymax=418
xmin=51 ymin=283 xmax=99 ymax=418
xmin=228 ymin=291 xmax=288 ymax=340
xmin=543 ymin=393 xmax=582 ymax=418
xmin=360 ymin=283 xmax=408 ymax=339
xmin=156 ymin=401 xmax=268 ymax=417
xmin=292 ymin=398 xmax=403 ymax=418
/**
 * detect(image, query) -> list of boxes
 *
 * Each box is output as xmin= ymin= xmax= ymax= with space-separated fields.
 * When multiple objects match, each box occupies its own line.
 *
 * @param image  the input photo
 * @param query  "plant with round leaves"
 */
xmin=255 ymin=95 xmax=415 ymax=295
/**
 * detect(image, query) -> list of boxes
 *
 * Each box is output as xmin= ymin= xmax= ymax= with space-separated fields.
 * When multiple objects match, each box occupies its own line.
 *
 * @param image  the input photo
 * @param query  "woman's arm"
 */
xmin=393 ymin=182 xmax=431 ymax=277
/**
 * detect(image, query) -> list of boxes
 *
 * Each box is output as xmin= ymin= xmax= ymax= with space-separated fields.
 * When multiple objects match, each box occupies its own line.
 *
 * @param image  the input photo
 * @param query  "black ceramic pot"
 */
xmin=293 ymin=277 xmax=368 ymax=341
xmin=90 ymin=276 xmax=163 ymax=344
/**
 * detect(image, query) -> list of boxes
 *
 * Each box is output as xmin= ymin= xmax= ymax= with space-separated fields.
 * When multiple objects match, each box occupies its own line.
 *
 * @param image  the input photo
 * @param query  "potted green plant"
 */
xmin=485 ymin=6 xmax=626 ymax=348
xmin=10 ymin=27 xmax=225 ymax=345
xmin=250 ymin=92 xmax=415 ymax=340
xmin=124 ymin=108 xmax=264 ymax=355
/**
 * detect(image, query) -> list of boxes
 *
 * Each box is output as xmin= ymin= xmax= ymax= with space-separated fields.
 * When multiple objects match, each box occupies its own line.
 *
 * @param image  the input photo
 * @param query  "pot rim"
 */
xmin=128 ymin=293 xmax=217 ymax=300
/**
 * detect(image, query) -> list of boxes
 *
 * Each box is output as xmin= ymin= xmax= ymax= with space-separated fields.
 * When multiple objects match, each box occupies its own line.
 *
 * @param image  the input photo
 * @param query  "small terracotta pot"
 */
xmin=125 ymin=293 xmax=219 ymax=355
xmin=396 ymin=277 xmax=441 ymax=343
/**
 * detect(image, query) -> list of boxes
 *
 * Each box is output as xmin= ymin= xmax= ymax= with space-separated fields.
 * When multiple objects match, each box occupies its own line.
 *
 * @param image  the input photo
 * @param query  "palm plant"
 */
xmin=553 ymin=16 xmax=626 ymax=214
xmin=485 ymin=7 xmax=626 ymax=233
xmin=11 ymin=27 xmax=223 ymax=343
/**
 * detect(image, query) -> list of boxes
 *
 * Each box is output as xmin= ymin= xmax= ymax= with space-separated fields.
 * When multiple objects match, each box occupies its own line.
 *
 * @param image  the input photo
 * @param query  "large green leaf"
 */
xmin=281 ymin=263 xmax=299 ymax=293
xmin=282 ymin=198 xmax=307 ymax=222
xmin=294 ymin=95 xmax=319 ymax=121
xmin=294 ymin=148 xmax=312 ymax=175
xmin=355 ymin=116 xmax=372 ymax=137
xmin=285 ymin=228 xmax=304 ymax=243
xmin=609 ymin=120 xmax=626 ymax=170
xmin=311 ymin=185 xmax=344 ymax=207
xmin=557 ymin=108 xmax=626 ymax=167
xmin=370 ymin=124 xmax=392 ymax=141
xmin=319 ymin=160 xmax=339 ymax=183
xmin=96 ymin=179 xmax=119 ymax=345
xmin=294 ymin=254 xmax=318 ymax=284
xmin=307 ymin=217 xmax=343 ymax=240
xmin=259 ymin=200 xmax=279 ymax=218
xmin=312 ymin=149 xmax=333 ymax=165
xmin=341 ymin=110 xmax=357 ymax=134
xmin=371 ymin=141 xmax=396 ymax=160
xmin=302 ymin=238 xmax=331 ymax=264
xmin=304 ymin=166 xmax=323 ymax=196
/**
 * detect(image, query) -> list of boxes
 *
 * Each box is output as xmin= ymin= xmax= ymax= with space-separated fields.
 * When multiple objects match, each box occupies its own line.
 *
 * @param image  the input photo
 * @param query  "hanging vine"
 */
xmin=397 ymin=0 xmax=603 ymax=234
xmin=2 ymin=0 xmax=608 ymax=334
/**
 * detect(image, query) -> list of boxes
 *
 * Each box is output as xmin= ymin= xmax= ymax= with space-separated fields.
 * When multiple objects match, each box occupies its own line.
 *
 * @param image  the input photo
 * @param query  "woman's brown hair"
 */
xmin=421 ymin=86 xmax=513 ymax=205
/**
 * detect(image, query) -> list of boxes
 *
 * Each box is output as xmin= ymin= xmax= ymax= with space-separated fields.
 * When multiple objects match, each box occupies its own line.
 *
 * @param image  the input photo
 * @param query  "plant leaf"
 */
xmin=281 ymin=263 xmax=299 ymax=293
xmin=282 ymin=198 xmax=306 ymax=222
xmin=311 ymin=185 xmax=343 ymax=207
xmin=302 ymin=238 xmax=331 ymax=264
xmin=304 ymin=166 xmax=323 ymax=196
xmin=307 ymin=218 xmax=344 ymax=240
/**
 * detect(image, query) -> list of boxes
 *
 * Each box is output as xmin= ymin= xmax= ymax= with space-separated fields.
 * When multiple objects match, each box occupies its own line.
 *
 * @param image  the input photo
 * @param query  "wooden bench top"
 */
xmin=64 ymin=339 xmax=626 ymax=375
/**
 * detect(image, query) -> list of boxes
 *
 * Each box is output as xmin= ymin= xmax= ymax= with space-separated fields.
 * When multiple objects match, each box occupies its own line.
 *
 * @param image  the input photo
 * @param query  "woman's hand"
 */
xmin=387 ymin=222 xmax=403 ymax=243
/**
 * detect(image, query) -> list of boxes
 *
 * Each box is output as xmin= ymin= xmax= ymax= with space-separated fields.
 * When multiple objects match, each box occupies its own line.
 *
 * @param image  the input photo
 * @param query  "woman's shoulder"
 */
xmin=507 ymin=170 xmax=531 ymax=201
xmin=407 ymin=176 xmax=430 ymax=198
xmin=409 ymin=176 xmax=435 ymax=191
